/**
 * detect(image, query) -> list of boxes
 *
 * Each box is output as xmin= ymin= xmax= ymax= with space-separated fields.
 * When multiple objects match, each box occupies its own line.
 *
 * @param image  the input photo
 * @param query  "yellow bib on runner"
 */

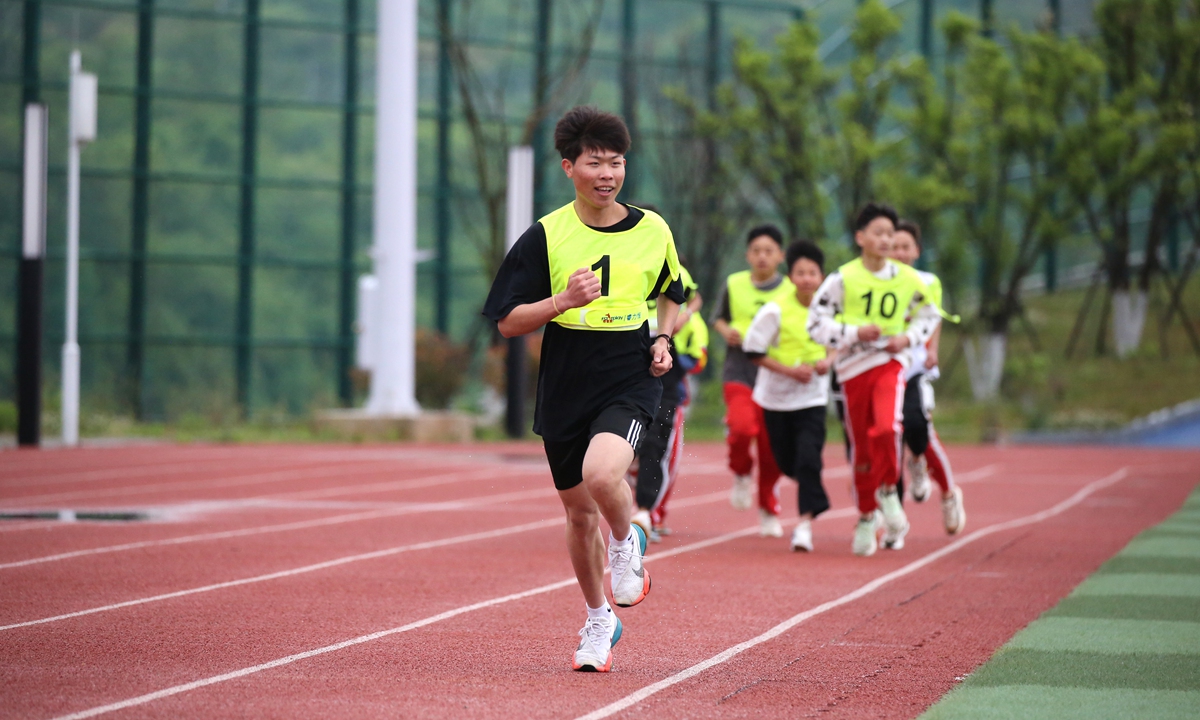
xmin=727 ymin=270 xmax=795 ymax=337
xmin=837 ymin=258 xmax=930 ymax=337
xmin=766 ymin=294 xmax=826 ymax=367
xmin=544 ymin=203 xmax=681 ymax=331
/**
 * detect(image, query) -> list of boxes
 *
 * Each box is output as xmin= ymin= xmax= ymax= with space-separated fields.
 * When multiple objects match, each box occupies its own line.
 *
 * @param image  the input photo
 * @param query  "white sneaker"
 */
xmin=759 ymin=509 xmax=784 ymax=537
xmin=790 ymin=519 xmax=813 ymax=552
xmin=609 ymin=525 xmax=651 ymax=607
xmin=908 ymin=454 xmax=931 ymax=503
xmin=630 ymin=508 xmax=652 ymax=538
xmin=942 ymin=486 xmax=966 ymax=535
xmin=573 ymin=612 xmax=622 ymax=672
xmin=852 ymin=513 xmax=879 ymax=556
xmin=730 ymin=474 xmax=754 ymax=510
xmin=879 ymin=487 xmax=909 ymax=550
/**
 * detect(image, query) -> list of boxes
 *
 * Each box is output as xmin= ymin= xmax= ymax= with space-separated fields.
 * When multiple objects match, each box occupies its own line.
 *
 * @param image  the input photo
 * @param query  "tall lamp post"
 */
xmin=62 ymin=51 xmax=98 ymax=447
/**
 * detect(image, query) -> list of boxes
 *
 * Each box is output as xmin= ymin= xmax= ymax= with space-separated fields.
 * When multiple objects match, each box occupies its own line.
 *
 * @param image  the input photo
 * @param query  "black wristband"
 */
xmin=654 ymin=334 xmax=675 ymax=352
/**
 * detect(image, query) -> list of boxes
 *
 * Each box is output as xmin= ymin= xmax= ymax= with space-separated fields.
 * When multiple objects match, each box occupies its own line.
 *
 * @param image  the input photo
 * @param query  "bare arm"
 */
xmin=749 ymin=354 xmax=814 ymax=382
xmin=926 ymin=322 xmax=943 ymax=368
xmin=497 ymin=267 xmax=600 ymax=338
xmin=651 ymin=298 xmax=680 ymax=377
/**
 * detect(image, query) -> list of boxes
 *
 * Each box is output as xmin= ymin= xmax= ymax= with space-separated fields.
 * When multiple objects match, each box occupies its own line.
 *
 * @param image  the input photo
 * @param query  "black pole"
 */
xmin=981 ymin=0 xmax=994 ymax=38
xmin=127 ymin=0 xmax=154 ymax=418
xmin=1042 ymin=0 xmax=1061 ymax=292
xmin=920 ymin=0 xmax=934 ymax=59
xmin=434 ymin=0 xmax=453 ymax=335
xmin=236 ymin=0 xmax=261 ymax=417
xmin=17 ymin=0 xmax=44 ymax=447
xmin=530 ymin=0 xmax=552 ymax=219
xmin=705 ymin=2 xmax=720 ymax=111
xmin=620 ymin=0 xmax=637 ymax=199
xmin=338 ymin=0 xmax=359 ymax=406
xmin=507 ymin=0 xmax=553 ymax=440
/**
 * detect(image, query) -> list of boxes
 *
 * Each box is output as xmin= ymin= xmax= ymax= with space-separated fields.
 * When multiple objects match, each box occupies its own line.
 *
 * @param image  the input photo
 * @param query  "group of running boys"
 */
xmin=484 ymin=106 xmax=965 ymax=673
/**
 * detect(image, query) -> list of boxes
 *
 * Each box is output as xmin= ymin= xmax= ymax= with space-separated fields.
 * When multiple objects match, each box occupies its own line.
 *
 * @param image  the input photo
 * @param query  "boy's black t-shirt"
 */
xmin=482 ymin=205 xmax=687 ymax=441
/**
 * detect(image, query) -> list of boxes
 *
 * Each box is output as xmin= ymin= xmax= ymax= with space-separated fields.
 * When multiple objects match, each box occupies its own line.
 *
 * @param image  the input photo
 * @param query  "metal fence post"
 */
xmin=16 ymin=0 xmax=43 ymax=447
xmin=127 ymin=0 xmax=154 ymax=419
xmin=530 ymin=0 xmax=552 ymax=219
xmin=620 ymin=0 xmax=637 ymax=200
xmin=706 ymin=1 xmax=720 ymax=111
xmin=338 ymin=0 xmax=360 ymax=406
xmin=236 ymin=0 xmax=261 ymax=417
xmin=435 ymin=0 xmax=453 ymax=336
xmin=981 ymin=0 xmax=994 ymax=38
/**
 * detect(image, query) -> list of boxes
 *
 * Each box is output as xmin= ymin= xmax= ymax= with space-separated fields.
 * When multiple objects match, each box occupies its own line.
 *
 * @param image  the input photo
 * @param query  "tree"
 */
xmin=899 ymin=13 xmax=1097 ymax=399
xmin=703 ymin=19 xmax=833 ymax=242
xmin=822 ymin=0 xmax=909 ymax=243
xmin=1062 ymin=0 xmax=1199 ymax=357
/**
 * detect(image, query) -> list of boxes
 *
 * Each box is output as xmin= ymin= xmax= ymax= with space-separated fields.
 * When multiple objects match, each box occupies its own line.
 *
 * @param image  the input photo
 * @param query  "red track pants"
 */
xmin=842 ymin=360 xmax=906 ymax=515
xmin=723 ymin=381 xmax=782 ymax=515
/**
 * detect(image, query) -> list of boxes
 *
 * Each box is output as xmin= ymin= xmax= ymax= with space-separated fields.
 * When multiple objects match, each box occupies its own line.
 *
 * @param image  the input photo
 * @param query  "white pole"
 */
xmin=63 ymin=51 xmax=83 ymax=447
xmin=63 ymin=50 xmax=97 ymax=447
xmin=506 ymin=147 xmax=535 ymax=250
xmin=365 ymin=0 xmax=421 ymax=416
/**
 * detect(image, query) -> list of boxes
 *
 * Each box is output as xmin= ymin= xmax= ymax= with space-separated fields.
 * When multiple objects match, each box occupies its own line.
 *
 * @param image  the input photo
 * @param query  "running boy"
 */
xmin=482 ymin=106 xmax=684 ymax=672
xmin=711 ymin=225 xmax=790 ymax=537
xmin=889 ymin=220 xmax=965 ymax=534
xmin=807 ymin=203 xmax=940 ymax=557
xmin=742 ymin=241 xmax=832 ymax=552
xmin=632 ymin=267 xmax=708 ymax=542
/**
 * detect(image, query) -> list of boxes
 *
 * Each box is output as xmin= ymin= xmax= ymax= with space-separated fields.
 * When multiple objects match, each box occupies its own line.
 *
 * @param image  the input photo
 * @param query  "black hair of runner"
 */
xmin=554 ymin=106 xmax=631 ymax=162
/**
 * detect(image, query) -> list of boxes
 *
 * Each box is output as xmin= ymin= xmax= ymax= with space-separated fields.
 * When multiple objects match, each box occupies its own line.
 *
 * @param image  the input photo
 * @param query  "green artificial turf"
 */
xmin=919 ymin=486 xmax=1200 ymax=720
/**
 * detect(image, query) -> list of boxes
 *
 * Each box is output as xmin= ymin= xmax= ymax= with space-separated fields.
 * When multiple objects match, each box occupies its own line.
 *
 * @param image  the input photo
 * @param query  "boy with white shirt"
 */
xmin=743 ymin=241 xmax=832 ymax=552
xmin=890 ymin=220 xmax=965 ymax=534
xmin=807 ymin=203 xmax=940 ymax=557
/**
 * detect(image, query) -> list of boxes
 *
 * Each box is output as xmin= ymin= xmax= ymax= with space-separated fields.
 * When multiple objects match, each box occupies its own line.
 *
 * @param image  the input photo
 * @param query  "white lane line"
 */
xmin=0 ymin=466 xmax=543 ymax=565
xmin=574 ymin=467 xmax=1130 ymax=720
xmin=44 ymin=517 xmax=786 ymax=720
xmin=0 ymin=458 xmax=474 ymax=507
xmin=0 ymin=487 xmax=562 ymax=631
xmin=37 ymin=460 xmax=1010 ymax=719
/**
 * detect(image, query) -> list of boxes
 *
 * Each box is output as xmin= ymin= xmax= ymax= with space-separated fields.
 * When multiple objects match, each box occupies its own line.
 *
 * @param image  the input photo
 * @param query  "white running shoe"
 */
xmin=573 ymin=612 xmax=622 ymax=672
xmin=879 ymin=487 xmax=909 ymax=550
xmin=908 ymin=454 xmax=931 ymax=503
xmin=630 ymin=508 xmax=652 ymax=538
xmin=790 ymin=519 xmax=813 ymax=552
xmin=942 ymin=486 xmax=966 ymax=535
xmin=730 ymin=474 xmax=754 ymax=510
xmin=852 ymin=513 xmax=880 ymax=557
xmin=609 ymin=525 xmax=651 ymax=607
xmin=759 ymin=509 xmax=784 ymax=538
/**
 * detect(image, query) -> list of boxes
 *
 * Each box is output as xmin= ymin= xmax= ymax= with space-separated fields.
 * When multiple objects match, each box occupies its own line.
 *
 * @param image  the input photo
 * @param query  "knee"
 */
xmin=564 ymin=505 xmax=600 ymax=535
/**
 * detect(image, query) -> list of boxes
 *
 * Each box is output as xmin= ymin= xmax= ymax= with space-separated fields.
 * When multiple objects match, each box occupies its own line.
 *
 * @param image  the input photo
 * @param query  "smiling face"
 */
xmin=890 ymin=230 xmax=920 ymax=267
xmin=562 ymin=148 xmax=625 ymax=212
xmin=855 ymin=215 xmax=895 ymax=262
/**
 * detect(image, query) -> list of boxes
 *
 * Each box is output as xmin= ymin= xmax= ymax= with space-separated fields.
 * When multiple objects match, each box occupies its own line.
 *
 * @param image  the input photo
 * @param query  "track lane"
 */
xmin=3 ymin=445 xmax=1194 ymax=719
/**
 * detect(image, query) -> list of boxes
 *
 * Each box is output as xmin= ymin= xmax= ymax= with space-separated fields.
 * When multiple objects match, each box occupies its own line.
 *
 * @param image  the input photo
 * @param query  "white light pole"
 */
xmin=365 ymin=0 xmax=421 ymax=416
xmin=63 ymin=50 xmax=97 ymax=446
xmin=503 ymin=147 xmax=534 ymax=437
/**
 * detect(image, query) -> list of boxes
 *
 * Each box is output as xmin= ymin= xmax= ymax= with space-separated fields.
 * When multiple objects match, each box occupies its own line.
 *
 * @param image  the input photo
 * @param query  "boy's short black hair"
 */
xmin=746 ymin=224 xmax=784 ymax=248
xmin=854 ymin=202 xmax=899 ymax=232
xmin=554 ymin=106 xmax=631 ymax=162
xmin=786 ymin=240 xmax=824 ymax=274
xmin=895 ymin=219 xmax=922 ymax=249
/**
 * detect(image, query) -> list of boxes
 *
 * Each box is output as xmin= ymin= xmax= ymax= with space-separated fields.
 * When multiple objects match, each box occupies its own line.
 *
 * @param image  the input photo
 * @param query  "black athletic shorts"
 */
xmin=543 ymin=400 xmax=652 ymax=491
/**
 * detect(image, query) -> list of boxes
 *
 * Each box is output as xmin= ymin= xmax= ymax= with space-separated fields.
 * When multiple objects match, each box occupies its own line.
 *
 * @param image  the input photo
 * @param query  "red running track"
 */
xmin=0 ymin=442 xmax=1196 ymax=719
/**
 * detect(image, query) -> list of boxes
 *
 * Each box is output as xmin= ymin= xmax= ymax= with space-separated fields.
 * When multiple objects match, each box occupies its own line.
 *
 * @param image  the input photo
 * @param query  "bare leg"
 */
xmin=582 ymin=432 xmax=636 ymax=542
xmin=557 ymin=432 xmax=637 ymax=608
